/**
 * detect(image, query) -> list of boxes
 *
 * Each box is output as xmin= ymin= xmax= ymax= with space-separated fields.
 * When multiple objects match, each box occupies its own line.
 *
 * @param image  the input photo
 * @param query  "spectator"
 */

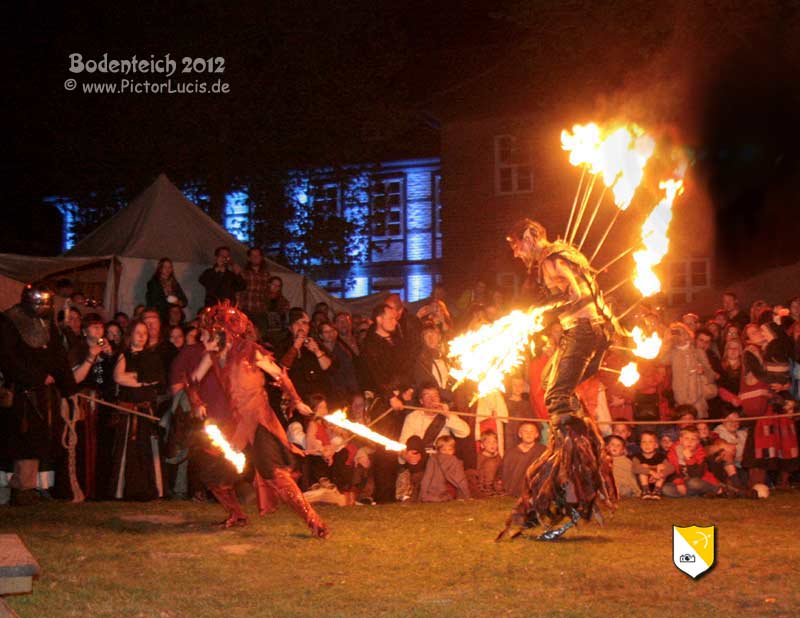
xmin=610 ymin=421 xmax=640 ymax=458
xmin=711 ymin=410 xmax=748 ymax=487
xmin=304 ymin=395 xmax=354 ymax=494
xmin=145 ymin=257 xmax=188 ymax=326
xmin=412 ymin=325 xmax=454 ymax=400
xmin=142 ymin=308 xmax=178 ymax=377
xmin=681 ymin=312 xmax=700 ymax=334
xmin=198 ymin=246 xmax=246 ymax=306
xmin=502 ymin=422 xmax=545 ymax=497
xmin=113 ymin=312 xmax=130 ymax=332
xmin=474 ymin=430 xmax=503 ymax=497
xmin=696 ymin=327 xmax=724 ymax=418
xmin=318 ymin=320 xmax=359 ymax=407
xmin=60 ymin=305 xmax=83 ymax=352
xmin=238 ymin=247 xmax=271 ymax=338
xmin=168 ymin=325 xmax=186 ymax=350
xmin=606 ymin=435 xmax=640 ymax=498
xmin=111 ymin=320 xmax=165 ymax=500
xmin=133 ymin=304 xmax=146 ymax=320
xmin=334 ymin=312 xmax=360 ymax=357
xmin=396 ymin=436 xmax=426 ymax=502
xmin=278 ymin=308 xmax=332 ymax=401
xmin=749 ymin=299 xmax=770 ymax=325
xmin=718 ymin=338 xmax=744 ymax=403
xmin=632 ymin=431 xmax=673 ymax=499
xmin=167 ymin=305 xmax=185 ymax=329
xmin=104 ymin=321 xmax=124 ymax=355
xmin=398 ymin=385 xmax=470 ymax=455
xmin=663 ymin=427 xmax=720 ymax=497
xmin=416 ymin=298 xmax=452 ymax=333
xmin=385 ymin=293 xmax=423 ymax=360
xmin=721 ymin=291 xmax=749 ymax=330
xmin=455 ymin=279 xmax=488 ymax=319
xmin=419 ymin=435 xmax=471 ymax=502
xmin=263 ymin=276 xmax=291 ymax=345
xmin=504 ymin=376 xmax=536 ymax=451
xmin=660 ymin=321 xmax=716 ymax=418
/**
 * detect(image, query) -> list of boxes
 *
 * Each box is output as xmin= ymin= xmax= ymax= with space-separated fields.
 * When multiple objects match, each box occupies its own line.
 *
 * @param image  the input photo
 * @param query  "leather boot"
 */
xmin=209 ymin=485 xmax=247 ymax=528
xmin=253 ymin=472 xmax=278 ymax=516
xmin=267 ymin=468 xmax=329 ymax=539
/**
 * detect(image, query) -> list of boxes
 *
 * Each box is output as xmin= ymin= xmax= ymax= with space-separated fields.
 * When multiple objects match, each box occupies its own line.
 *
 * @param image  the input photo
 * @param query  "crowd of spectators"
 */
xmin=2 ymin=247 xmax=798 ymax=509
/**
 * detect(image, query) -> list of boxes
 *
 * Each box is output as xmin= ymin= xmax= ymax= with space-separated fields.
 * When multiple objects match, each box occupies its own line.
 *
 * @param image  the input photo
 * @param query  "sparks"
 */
xmin=630 ymin=326 xmax=662 ymax=359
xmin=324 ymin=410 xmax=405 ymax=451
xmin=205 ymin=423 xmax=246 ymax=473
xmin=619 ymin=362 xmax=641 ymax=387
xmin=448 ymin=305 xmax=556 ymax=402
xmin=632 ymin=178 xmax=683 ymax=297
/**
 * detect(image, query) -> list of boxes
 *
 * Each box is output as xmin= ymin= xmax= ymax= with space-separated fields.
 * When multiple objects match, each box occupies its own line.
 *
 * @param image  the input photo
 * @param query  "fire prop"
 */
xmin=632 ymin=179 xmax=683 ymax=297
xmin=630 ymin=326 xmax=662 ymax=359
xmin=448 ymin=305 xmax=557 ymax=403
xmin=561 ymin=123 xmax=655 ymax=256
xmin=601 ymin=362 xmax=641 ymax=387
xmin=205 ymin=423 xmax=246 ymax=473
xmin=324 ymin=410 xmax=405 ymax=452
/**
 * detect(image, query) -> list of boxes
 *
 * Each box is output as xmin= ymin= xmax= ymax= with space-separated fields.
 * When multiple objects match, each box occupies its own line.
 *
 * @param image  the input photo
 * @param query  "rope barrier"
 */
xmin=402 ymin=404 xmax=800 ymax=426
xmin=75 ymin=393 xmax=160 ymax=422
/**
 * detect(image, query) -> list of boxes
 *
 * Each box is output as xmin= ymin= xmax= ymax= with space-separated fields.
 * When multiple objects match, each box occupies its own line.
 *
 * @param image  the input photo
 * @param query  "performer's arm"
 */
xmin=189 ymin=353 xmax=214 ymax=384
xmin=255 ymin=349 xmax=313 ymax=416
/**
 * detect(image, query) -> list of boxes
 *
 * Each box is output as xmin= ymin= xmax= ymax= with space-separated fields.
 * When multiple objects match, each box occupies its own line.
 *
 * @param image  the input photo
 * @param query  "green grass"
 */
xmin=2 ymin=494 xmax=799 ymax=618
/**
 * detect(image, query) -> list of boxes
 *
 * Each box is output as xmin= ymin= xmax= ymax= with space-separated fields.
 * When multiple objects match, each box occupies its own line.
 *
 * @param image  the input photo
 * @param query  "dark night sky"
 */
xmin=6 ymin=1 xmax=800 ymax=277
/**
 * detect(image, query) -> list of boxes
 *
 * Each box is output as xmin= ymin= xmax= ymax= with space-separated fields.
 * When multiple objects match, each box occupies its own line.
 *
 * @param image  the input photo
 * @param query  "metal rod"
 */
xmin=603 ymin=277 xmax=630 ymax=296
xmin=589 ymin=209 xmax=621 ymax=263
xmin=599 ymin=366 xmax=621 ymax=375
xmin=577 ymin=186 xmax=607 ymax=251
xmin=565 ymin=167 xmax=586 ymax=240
xmin=596 ymin=246 xmax=635 ymax=273
xmin=568 ymin=174 xmax=596 ymax=244
xmin=610 ymin=344 xmax=636 ymax=353
xmin=618 ymin=298 xmax=645 ymax=320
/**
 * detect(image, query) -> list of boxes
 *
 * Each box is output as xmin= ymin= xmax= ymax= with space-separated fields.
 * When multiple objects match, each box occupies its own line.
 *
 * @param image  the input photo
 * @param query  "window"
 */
xmin=311 ymin=183 xmax=340 ymax=216
xmin=434 ymin=175 xmax=443 ymax=237
xmin=495 ymin=135 xmax=533 ymax=195
xmin=667 ymin=258 xmax=712 ymax=305
xmin=371 ymin=177 xmax=404 ymax=240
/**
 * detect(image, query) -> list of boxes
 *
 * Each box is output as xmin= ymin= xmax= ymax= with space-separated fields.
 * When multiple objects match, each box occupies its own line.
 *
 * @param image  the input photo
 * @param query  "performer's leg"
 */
xmin=544 ymin=322 xmax=600 ymax=420
xmin=251 ymin=427 xmax=329 ymax=538
xmin=208 ymin=485 xmax=247 ymax=527
xmin=253 ymin=471 xmax=278 ymax=516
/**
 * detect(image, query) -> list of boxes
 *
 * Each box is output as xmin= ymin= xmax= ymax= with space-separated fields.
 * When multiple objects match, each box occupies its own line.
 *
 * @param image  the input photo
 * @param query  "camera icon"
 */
xmin=679 ymin=554 xmax=696 ymax=563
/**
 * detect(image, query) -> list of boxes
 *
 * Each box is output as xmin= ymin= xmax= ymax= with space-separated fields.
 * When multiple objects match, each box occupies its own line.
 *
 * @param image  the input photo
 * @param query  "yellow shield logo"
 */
xmin=673 ymin=525 xmax=716 ymax=578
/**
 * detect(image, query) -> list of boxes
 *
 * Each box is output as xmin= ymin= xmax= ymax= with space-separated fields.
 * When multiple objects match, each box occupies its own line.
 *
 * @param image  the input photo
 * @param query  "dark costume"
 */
xmin=499 ymin=233 xmax=619 ymax=540
xmin=0 ymin=285 xmax=76 ymax=503
xmin=191 ymin=303 xmax=329 ymax=537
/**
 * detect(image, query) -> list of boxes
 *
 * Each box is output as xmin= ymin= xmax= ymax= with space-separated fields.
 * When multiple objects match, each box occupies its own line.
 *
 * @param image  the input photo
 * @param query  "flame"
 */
xmin=205 ymin=424 xmax=246 ymax=473
xmin=448 ymin=305 xmax=556 ymax=402
xmin=619 ymin=362 xmax=640 ymax=387
xmin=630 ymin=326 xmax=662 ymax=359
xmin=324 ymin=410 xmax=405 ymax=452
xmin=561 ymin=122 xmax=655 ymax=210
xmin=633 ymin=178 xmax=684 ymax=297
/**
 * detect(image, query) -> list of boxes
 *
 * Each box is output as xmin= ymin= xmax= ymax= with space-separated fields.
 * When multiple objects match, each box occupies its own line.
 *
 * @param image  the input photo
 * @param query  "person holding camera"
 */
xmin=277 ymin=308 xmax=332 ymax=402
xmin=659 ymin=322 xmax=717 ymax=419
xmin=198 ymin=246 xmax=246 ymax=307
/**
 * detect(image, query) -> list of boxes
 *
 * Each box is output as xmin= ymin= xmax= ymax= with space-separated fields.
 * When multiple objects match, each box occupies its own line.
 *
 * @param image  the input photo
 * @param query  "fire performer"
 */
xmin=499 ymin=219 xmax=619 ymax=540
xmin=187 ymin=302 xmax=329 ymax=538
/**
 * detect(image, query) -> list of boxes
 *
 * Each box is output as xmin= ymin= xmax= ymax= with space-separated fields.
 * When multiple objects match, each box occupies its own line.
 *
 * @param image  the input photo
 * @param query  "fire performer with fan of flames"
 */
xmin=184 ymin=302 xmax=329 ymax=538
xmin=497 ymin=218 xmax=622 ymax=540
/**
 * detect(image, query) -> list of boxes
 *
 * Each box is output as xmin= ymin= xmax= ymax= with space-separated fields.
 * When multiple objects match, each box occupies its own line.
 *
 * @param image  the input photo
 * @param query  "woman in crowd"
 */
xmin=145 ymin=257 xmax=188 ymax=326
xmin=110 ymin=320 xmax=166 ymax=500
xmin=104 ymin=321 xmax=124 ymax=356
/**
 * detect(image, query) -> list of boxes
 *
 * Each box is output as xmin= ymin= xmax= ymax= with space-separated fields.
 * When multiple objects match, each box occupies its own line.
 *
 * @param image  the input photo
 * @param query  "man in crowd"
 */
xmin=238 ymin=247 xmax=271 ymax=339
xmin=198 ymin=246 xmax=246 ymax=307
xmin=317 ymin=320 xmax=359 ymax=408
xmin=278 ymin=308 xmax=332 ymax=401
xmin=385 ymin=293 xmax=423 ymax=360
xmin=721 ymin=291 xmax=749 ymax=330
xmin=398 ymin=384 xmax=470 ymax=455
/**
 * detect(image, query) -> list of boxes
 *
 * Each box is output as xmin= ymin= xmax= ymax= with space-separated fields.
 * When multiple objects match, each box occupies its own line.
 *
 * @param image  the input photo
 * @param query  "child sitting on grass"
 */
xmin=663 ymin=426 xmax=720 ymax=497
xmin=472 ymin=430 xmax=503 ymax=497
xmin=606 ymin=435 xmax=641 ymax=497
xmin=420 ymin=435 xmax=471 ymax=502
xmin=502 ymin=421 xmax=545 ymax=497
xmin=632 ymin=430 xmax=673 ymax=499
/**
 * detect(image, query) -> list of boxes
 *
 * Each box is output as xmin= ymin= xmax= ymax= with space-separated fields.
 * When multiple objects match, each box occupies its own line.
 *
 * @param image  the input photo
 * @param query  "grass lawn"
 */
xmin=2 ymin=493 xmax=799 ymax=618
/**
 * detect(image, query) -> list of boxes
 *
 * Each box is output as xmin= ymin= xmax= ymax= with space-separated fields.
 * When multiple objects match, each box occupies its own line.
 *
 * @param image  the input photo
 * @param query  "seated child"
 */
xmin=611 ymin=421 xmax=640 ymax=458
xmin=662 ymin=426 xmax=720 ymax=497
xmin=501 ymin=421 xmax=545 ymax=498
xmin=396 ymin=436 xmax=427 ymax=502
xmin=709 ymin=410 xmax=750 ymax=490
xmin=658 ymin=433 xmax=673 ymax=454
xmin=419 ymin=435 xmax=471 ymax=502
xmin=606 ymin=435 xmax=641 ymax=498
xmin=470 ymin=430 xmax=503 ymax=498
xmin=631 ymin=430 xmax=674 ymax=499
xmin=351 ymin=446 xmax=376 ymax=505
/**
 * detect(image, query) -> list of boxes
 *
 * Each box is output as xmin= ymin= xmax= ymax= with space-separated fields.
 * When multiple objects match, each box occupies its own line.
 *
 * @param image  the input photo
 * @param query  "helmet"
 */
xmin=21 ymin=283 xmax=55 ymax=318
xmin=198 ymin=301 xmax=253 ymax=348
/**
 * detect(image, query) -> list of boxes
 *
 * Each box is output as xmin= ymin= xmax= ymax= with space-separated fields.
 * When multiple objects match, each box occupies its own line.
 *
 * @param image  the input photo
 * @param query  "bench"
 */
xmin=0 ymin=534 xmax=40 ymax=596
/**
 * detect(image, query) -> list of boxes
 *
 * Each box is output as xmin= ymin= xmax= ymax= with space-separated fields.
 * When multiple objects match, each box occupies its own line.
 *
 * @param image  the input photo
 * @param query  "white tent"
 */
xmin=62 ymin=173 xmax=380 ymax=317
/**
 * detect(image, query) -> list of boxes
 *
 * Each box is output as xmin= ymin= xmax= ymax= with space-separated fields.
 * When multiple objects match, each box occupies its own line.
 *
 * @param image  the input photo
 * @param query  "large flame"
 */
xmin=205 ymin=424 xmax=246 ymax=473
xmin=633 ymin=179 xmax=684 ymax=297
xmin=619 ymin=361 xmax=641 ymax=387
xmin=449 ymin=305 xmax=556 ymax=402
xmin=324 ymin=410 xmax=405 ymax=452
xmin=561 ymin=123 xmax=655 ymax=210
xmin=630 ymin=326 xmax=662 ymax=359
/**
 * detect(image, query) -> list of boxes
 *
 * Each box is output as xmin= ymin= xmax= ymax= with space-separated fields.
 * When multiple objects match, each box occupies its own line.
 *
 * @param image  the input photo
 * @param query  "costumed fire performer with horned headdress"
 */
xmin=497 ymin=219 xmax=620 ymax=540
xmin=186 ymin=302 xmax=329 ymax=538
